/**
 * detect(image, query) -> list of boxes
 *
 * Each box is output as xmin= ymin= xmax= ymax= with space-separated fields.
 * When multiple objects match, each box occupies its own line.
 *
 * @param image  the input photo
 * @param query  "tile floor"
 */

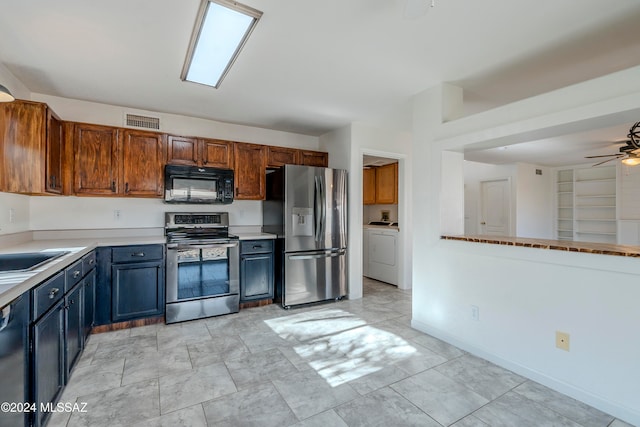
xmin=48 ymin=278 xmax=633 ymax=427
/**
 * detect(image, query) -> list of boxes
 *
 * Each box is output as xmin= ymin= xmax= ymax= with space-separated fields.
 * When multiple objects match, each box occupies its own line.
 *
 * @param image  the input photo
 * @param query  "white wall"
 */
xmin=410 ymin=66 xmax=640 ymax=425
xmin=463 ymin=161 xmax=553 ymax=238
xmin=32 ymin=94 xmax=320 ymax=150
xmin=363 ymin=204 xmax=398 ymax=223
xmin=0 ymin=63 xmax=30 ymax=100
xmin=321 ymin=122 xmax=412 ymax=297
xmin=515 ymin=163 xmax=553 ymax=238
xmin=463 ymin=161 xmax=517 ymax=235
xmin=29 ymin=197 xmax=261 ymax=231
xmin=0 ymin=192 xmax=30 ymax=236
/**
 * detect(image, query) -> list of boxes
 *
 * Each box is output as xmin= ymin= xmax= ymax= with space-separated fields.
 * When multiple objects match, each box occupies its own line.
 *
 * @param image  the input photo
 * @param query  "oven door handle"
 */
xmin=167 ymin=242 xmax=239 ymax=250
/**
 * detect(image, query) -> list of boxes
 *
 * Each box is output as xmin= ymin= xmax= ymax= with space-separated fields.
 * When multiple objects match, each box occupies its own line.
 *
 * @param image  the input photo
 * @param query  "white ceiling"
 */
xmin=1 ymin=0 xmax=640 ymax=163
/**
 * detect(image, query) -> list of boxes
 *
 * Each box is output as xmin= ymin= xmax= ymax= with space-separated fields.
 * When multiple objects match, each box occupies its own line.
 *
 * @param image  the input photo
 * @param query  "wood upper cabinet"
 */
xmin=0 ymin=100 xmax=65 ymax=195
xmin=234 ymin=142 xmax=266 ymax=200
xmin=121 ymin=129 xmax=165 ymax=197
xmin=167 ymin=135 xmax=198 ymax=166
xmin=201 ymin=138 xmax=233 ymax=168
xmin=363 ymin=168 xmax=376 ymax=205
xmin=267 ymin=146 xmax=299 ymax=168
xmin=363 ymin=162 xmax=398 ymax=205
xmin=267 ymin=146 xmax=329 ymax=168
xmin=167 ymin=135 xmax=233 ymax=169
xmin=299 ymin=150 xmax=328 ymax=167
xmin=375 ymin=162 xmax=398 ymax=204
xmin=46 ymin=110 xmax=64 ymax=194
xmin=73 ymin=123 xmax=120 ymax=195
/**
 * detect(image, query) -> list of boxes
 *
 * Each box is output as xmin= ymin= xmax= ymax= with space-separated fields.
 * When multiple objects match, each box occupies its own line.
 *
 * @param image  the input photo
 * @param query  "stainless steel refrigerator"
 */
xmin=263 ymin=165 xmax=348 ymax=308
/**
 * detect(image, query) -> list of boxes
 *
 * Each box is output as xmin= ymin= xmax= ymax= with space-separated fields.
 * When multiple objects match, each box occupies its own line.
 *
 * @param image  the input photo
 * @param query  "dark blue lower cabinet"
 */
xmin=111 ymin=260 xmax=165 ymax=322
xmin=32 ymin=299 xmax=65 ymax=427
xmin=240 ymin=240 xmax=274 ymax=302
xmin=65 ymin=283 xmax=83 ymax=381
xmin=82 ymin=270 xmax=96 ymax=341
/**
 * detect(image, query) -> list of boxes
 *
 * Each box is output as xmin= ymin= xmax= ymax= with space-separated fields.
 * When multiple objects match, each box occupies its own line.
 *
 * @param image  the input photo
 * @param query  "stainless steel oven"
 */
xmin=165 ymin=212 xmax=239 ymax=324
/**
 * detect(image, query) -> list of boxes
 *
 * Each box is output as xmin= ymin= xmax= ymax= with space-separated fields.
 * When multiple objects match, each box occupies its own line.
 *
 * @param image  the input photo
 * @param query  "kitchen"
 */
xmin=2 ymin=0 xmax=640 ymax=426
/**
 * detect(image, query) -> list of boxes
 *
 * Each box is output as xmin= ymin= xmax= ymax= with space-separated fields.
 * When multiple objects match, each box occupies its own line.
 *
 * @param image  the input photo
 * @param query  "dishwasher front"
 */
xmin=0 ymin=294 xmax=29 ymax=427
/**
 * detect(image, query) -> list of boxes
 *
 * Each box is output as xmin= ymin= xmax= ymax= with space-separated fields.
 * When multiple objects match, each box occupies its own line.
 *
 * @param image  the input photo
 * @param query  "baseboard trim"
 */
xmin=411 ymin=318 xmax=639 ymax=426
xmin=91 ymin=316 xmax=164 ymax=333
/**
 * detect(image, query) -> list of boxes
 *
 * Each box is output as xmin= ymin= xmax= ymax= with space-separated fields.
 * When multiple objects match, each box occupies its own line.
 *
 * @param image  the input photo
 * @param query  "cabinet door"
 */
xmin=167 ymin=135 xmax=198 ymax=166
xmin=363 ymin=168 xmax=376 ymax=205
xmin=201 ymin=138 xmax=234 ymax=169
xmin=121 ymin=129 xmax=165 ymax=197
xmin=299 ymin=150 xmax=328 ymax=167
xmin=45 ymin=110 xmax=64 ymax=194
xmin=0 ymin=100 xmax=47 ymax=194
xmin=375 ymin=163 xmax=398 ymax=204
xmin=65 ymin=283 xmax=83 ymax=380
xmin=112 ymin=261 xmax=165 ymax=322
xmin=240 ymin=253 xmax=274 ymax=301
xmin=234 ymin=142 xmax=267 ymax=200
xmin=267 ymin=146 xmax=299 ymax=168
xmin=94 ymin=247 xmax=112 ymax=326
xmin=83 ymin=270 xmax=96 ymax=342
xmin=32 ymin=300 xmax=65 ymax=427
xmin=73 ymin=123 xmax=120 ymax=195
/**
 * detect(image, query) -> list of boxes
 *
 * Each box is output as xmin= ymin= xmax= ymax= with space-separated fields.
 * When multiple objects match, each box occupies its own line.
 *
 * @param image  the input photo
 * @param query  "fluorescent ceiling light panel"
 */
xmin=182 ymin=0 xmax=262 ymax=88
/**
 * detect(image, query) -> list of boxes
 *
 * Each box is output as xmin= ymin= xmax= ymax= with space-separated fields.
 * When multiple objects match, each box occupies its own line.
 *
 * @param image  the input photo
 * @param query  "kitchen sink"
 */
xmin=0 ymin=251 xmax=69 ymax=273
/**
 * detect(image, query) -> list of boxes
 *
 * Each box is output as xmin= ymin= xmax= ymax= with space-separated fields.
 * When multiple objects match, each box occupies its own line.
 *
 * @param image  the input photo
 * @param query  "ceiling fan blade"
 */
xmin=584 ymin=154 xmax=622 ymax=158
xmin=592 ymin=157 xmax=621 ymax=167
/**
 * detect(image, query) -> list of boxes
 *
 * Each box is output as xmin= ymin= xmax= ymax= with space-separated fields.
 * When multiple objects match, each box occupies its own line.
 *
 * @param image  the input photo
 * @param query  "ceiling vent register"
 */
xmin=124 ymin=113 xmax=161 ymax=131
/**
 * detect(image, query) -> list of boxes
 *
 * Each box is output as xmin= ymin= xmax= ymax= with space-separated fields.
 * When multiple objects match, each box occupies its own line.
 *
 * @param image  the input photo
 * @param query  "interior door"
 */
xmin=480 ymin=179 xmax=511 ymax=236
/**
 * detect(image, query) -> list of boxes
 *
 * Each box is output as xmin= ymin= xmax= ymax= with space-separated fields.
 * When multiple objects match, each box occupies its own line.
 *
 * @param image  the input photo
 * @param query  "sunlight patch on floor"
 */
xmin=265 ymin=308 xmax=416 ymax=387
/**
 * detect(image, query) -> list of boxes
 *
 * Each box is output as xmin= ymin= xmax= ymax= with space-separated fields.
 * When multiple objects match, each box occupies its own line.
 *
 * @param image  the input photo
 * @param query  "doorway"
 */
xmin=362 ymin=154 xmax=403 ymax=295
xmin=480 ymin=178 xmax=511 ymax=236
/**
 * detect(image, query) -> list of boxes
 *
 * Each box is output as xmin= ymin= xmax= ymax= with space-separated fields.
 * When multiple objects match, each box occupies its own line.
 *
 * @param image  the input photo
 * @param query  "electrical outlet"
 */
xmin=471 ymin=305 xmax=479 ymax=321
xmin=114 ymin=210 xmax=121 ymax=221
xmin=556 ymin=331 xmax=570 ymax=351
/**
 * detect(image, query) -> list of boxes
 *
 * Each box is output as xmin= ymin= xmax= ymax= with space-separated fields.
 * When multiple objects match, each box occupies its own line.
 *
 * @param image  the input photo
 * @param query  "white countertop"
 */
xmin=235 ymin=232 xmax=277 ymax=240
xmin=363 ymin=224 xmax=399 ymax=231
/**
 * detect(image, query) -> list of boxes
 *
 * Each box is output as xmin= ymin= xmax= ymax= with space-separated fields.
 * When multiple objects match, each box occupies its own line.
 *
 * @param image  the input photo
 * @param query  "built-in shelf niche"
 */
xmin=556 ymin=166 xmax=617 ymax=244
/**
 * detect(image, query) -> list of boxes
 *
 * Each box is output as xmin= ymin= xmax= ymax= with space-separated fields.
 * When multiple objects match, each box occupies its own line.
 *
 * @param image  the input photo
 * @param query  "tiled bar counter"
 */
xmin=441 ymin=235 xmax=640 ymax=258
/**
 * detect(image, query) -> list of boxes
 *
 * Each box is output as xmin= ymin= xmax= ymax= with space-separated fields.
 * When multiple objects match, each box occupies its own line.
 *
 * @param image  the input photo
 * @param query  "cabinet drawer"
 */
xmin=112 ymin=245 xmax=164 ymax=263
xmin=32 ymin=271 xmax=65 ymax=320
xmin=240 ymin=240 xmax=274 ymax=255
xmin=82 ymin=251 xmax=96 ymax=272
xmin=65 ymin=259 xmax=84 ymax=292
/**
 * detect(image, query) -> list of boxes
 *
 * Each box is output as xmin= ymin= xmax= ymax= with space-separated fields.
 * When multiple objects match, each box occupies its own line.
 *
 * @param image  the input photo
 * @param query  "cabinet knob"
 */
xmin=48 ymin=288 xmax=60 ymax=299
xmin=131 ymin=252 xmax=146 ymax=257
xmin=73 ymin=270 xmax=81 ymax=278
xmin=480 ymin=221 xmax=486 ymax=225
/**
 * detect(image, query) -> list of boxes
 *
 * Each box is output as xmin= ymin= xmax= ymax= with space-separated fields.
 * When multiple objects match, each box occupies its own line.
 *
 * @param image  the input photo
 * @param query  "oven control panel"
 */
xmin=166 ymin=212 xmax=229 ymax=228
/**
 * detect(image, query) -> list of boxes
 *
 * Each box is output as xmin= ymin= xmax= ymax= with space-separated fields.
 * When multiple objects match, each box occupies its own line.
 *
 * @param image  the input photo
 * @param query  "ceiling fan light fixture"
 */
xmin=621 ymin=153 xmax=640 ymax=166
xmin=0 ymin=84 xmax=15 ymax=102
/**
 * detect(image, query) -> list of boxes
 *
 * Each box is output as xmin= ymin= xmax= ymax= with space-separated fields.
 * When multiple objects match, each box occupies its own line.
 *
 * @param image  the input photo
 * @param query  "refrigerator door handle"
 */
xmin=314 ymin=176 xmax=322 ymax=242
xmin=288 ymin=249 xmax=346 ymax=260
xmin=320 ymin=173 xmax=327 ymax=240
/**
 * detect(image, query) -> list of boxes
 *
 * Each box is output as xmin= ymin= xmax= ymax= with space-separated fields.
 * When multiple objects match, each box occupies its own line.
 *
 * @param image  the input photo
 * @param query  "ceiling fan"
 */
xmin=585 ymin=122 xmax=640 ymax=167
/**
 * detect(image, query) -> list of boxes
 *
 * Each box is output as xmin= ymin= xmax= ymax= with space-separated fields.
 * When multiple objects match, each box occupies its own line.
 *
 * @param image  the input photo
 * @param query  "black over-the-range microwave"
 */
xmin=164 ymin=164 xmax=234 ymax=204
